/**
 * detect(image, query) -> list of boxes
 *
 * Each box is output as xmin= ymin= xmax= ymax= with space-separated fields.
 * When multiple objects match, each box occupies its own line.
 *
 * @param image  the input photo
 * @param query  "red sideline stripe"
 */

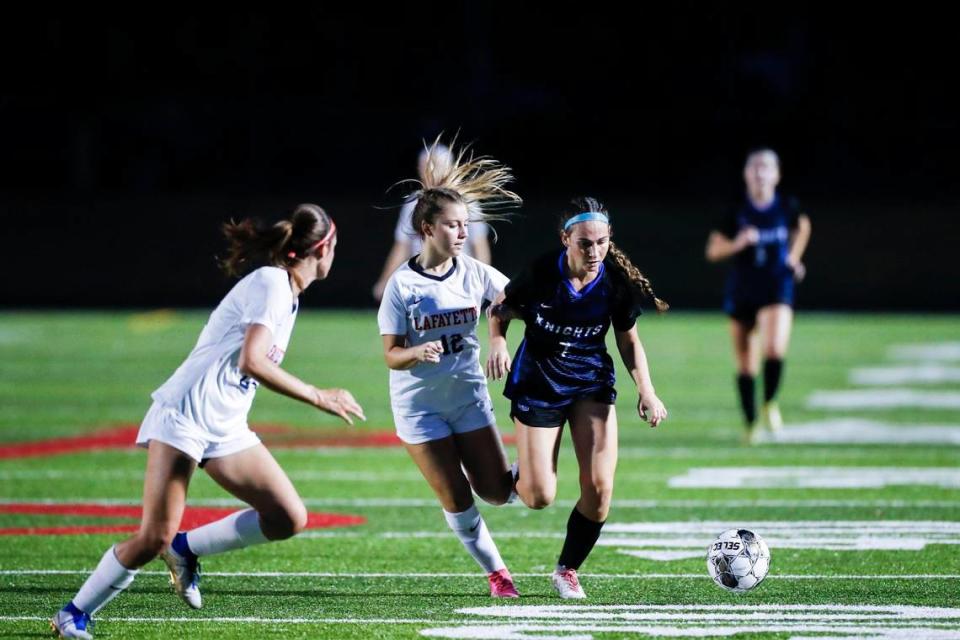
xmin=0 ymin=503 xmax=365 ymax=536
xmin=0 ymin=426 xmax=141 ymax=459
xmin=0 ymin=424 xmax=516 ymax=460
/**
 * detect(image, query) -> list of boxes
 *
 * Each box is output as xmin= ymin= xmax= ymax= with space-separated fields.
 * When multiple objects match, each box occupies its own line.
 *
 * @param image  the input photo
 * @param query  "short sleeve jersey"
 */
xmin=502 ymin=250 xmax=641 ymax=408
xmin=378 ymin=254 xmax=508 ymax=415
xmin=151 ymin=267 xmax=299 ymax=437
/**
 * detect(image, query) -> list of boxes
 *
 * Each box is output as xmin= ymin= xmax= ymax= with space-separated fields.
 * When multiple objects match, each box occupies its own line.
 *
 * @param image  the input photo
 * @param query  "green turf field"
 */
xmin=1 ymin=310 xmax=959 ymax=639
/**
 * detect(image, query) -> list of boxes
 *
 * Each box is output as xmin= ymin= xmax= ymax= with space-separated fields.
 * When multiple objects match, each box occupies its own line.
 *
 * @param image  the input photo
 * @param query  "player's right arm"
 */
xmin=705 ymin=228 xmax=758 ymax=262
xmin=377 ymin=274 xmax=442 ymax=370
xmin=382 ymin=335 xmax=443 ymax=369
xmin=706 ymin=208 xmax=758 ymax=262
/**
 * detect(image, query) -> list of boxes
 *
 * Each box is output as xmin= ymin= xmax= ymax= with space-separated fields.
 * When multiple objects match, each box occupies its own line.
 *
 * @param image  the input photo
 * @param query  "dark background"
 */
xmin=3 ymin=4 xmax=958 ymax=310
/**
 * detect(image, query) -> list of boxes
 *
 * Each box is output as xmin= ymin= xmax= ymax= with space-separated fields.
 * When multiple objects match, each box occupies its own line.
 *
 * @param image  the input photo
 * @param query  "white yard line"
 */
xmin=807 ymin=389 xmax=960 ymax=410
xmin=669 ymin=467 xmax=960 ymax=489
xmin=1 ymin=569 xmax=958 ymax=580
xmin=769 ymin=418 xmax=960 ymax=445
xmin=889 ymin=343 xmax=960 ymax=362
xmin=850 ymin=364 xmax=960 ymax=385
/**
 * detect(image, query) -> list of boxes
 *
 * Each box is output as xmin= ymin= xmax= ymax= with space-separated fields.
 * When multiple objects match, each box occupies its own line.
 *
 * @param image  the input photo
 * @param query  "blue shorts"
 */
xmin=724 ymin=273 xmax=794 ymax=325
xmin=509 ymin=387 xmax=617 ymax=428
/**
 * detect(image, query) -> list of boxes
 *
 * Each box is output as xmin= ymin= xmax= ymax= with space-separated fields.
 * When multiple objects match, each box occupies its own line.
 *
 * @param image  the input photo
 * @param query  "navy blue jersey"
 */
xmin=718 ymin=194 xmax=801 ymax=278
xmin=717 ymin=195 xmax=803 ymax=313
xmin=502 ymin=250 xmax=641 ymax=408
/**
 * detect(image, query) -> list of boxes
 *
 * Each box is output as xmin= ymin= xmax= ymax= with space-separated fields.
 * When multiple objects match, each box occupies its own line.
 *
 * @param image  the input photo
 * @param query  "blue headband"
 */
xmin=563 ymin=211 xmax=609 ymax=230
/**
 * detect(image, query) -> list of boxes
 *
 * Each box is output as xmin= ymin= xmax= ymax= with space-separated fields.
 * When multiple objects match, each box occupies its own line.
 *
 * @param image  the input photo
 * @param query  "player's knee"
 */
xmin=581 ymin=478 xmax=614 ymax=510
xmin=478 ymin=491 xmax=508 ymax=507
xmin=476 ymin=478 xmax=513 ymax=506
xmin=287 ymin=502 xmax=309 ymax=536
xmin=262 ymin=502 xmax=308 ymax=540
xmin=587 ymin=476 xmax=614 ymax=499
xmin=136 ymin=524 xmax=178 ymax=558
xmin=520 ymin=483 xmax=556 ymax=510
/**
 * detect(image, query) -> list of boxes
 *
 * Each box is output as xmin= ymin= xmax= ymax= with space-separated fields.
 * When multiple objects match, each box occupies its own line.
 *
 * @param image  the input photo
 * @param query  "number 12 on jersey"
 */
xmin=440 ymin=333 xmax=464 ymax=355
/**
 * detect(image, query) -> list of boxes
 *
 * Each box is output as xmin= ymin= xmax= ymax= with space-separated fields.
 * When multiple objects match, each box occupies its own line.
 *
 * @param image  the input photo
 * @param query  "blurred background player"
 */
xmin=377 ymin=141 xmax=522 ymax=598
xmin=487 ymin=197 xmax=668 ymax=599
xmin=51 ymin=204 xmax=365 ymax=639
xmin=372 ymin=143 xmax=492 ymax=301
xmin=705 ymin=148 xmax=812 ymax=443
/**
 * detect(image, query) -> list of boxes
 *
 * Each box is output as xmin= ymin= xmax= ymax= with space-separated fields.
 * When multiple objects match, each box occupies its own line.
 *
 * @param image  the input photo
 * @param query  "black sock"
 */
xmin=557 ymin=507 xmax=605 ymax=571
xmin=736 ymin=374 xmax=756 ymax=425
xmin=763 ymin=358 xmax=784 ymax=403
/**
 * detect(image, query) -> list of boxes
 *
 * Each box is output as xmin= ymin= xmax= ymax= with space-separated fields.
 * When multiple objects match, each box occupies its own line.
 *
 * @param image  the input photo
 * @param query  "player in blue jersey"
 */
xmin=706 ymin=148 xmax=812 ymax=443
xmin=486 ymin=196 xmax=668 ymax=599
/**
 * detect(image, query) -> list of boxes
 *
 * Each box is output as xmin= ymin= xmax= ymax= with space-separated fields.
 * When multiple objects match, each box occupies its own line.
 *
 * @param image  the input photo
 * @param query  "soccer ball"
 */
xmin=706 ymin=528 xmax=770 ymax=592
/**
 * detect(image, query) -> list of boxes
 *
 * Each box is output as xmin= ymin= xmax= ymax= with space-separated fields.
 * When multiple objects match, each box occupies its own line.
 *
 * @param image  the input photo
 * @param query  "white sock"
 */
xmin=185 ymin=509 xmax=269 ymax=557
xmin=72 ymin=546 xmax=138 ymax=615
xmin=443 ymin=505 xmax=506 ymax=574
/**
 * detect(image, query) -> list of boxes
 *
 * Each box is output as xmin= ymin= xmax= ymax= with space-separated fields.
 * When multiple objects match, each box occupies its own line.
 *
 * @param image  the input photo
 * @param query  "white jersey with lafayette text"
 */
xmin=152 ymin=267 xmax=298 ymax=438
xmin=378 ymin=255 xmax=508 ymax=415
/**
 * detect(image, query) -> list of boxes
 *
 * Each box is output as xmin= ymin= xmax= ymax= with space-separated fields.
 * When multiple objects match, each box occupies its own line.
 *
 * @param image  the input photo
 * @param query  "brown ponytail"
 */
xmin=219 ymin=203 xmax=334 ymax=278
xmin=607 ymin=242 xmax=670 ymax=312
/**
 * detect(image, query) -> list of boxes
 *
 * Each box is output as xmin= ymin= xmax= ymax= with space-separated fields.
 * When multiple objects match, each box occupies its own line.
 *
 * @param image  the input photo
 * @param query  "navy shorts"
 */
xmin=724 ymin=274 xmax=794 ymax=326
xmin=509 ymin=387 xmax=617 ymax=428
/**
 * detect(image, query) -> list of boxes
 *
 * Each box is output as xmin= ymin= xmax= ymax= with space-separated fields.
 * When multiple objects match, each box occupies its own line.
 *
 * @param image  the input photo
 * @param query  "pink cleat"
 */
xmin=488 ymin=568 xmax=520 ymax=598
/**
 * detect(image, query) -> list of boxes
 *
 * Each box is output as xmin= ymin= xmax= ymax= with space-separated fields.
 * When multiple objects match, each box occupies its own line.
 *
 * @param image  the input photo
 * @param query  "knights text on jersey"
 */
xmin=377 ymin=255 xmax=508 ymax=415
xmin=502 ymin=250 xmax=640 ymax=407
xmin=151 ymin=267 xmax=298 ymax=437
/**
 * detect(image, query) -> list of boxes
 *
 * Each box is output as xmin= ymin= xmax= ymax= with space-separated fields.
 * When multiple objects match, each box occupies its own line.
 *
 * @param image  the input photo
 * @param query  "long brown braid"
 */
xmin=561 ymin=197 xmax=669 ymax=313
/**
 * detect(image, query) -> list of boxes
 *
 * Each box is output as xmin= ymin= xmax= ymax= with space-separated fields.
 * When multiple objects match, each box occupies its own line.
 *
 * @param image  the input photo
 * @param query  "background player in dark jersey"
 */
xmin=706 ymin=148 xmax=812 ymax=443
xmin=486 ymin=196 xmax=668 ymax=599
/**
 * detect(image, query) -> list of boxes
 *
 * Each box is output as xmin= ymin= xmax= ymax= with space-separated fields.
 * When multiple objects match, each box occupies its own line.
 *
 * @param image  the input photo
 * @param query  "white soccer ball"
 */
xmin=706 ymin=528 xmax=770 ymax=593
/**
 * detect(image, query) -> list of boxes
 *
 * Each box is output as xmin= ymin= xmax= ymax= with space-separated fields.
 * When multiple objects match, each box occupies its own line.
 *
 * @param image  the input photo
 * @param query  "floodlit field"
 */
xmin=2 ymin=311 xmax=958 ymax=639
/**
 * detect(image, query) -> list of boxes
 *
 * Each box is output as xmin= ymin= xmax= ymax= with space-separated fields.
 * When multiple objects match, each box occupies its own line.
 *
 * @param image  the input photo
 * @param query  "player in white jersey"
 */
xmin=378 ymin=140 xmax=522 ymax=598
xmin=52 ymin=204 xmax=364 ymax=640
xmin=371 ymin=142 xmax=492 ymax=301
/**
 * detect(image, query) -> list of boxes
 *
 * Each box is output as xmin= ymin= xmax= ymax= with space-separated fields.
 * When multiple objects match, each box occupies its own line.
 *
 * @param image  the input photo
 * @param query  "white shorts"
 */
xmin=393 ymin=397 xmax=497 ymax=445
xmin=136 ymin=402 xmax=261 ymax=464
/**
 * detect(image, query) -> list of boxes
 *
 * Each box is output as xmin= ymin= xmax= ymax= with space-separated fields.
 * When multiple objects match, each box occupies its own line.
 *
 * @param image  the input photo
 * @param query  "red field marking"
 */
xmin=0 ymin=424 xmax=515 ymax=460
xmin=0 ymin=502 xmax=366 ymax=536
xmin=0 ymin=426 xmax=141 ymax=460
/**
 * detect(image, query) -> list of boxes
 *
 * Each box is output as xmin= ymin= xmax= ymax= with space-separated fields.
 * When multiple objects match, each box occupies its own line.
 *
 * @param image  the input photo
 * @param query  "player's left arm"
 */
xmin=787 ymin=212 xmax=812 ymax=281
xmin=486 ymin=292 xmax=518 ymax=380
xmin=614 ymin=327 xmax=667 ymax=427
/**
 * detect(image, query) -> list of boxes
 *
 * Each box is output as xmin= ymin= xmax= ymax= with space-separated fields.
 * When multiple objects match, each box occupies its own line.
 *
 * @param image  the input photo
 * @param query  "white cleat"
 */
xmin=551 ymin=567 xmax=587 ymax=599
xmin=741 ymin=424 xmax=761 ymax=446
xmin=50 ymin=603 xmax=93 ymax=639
xmin=762 ymin=401 xmax=783 ymax=433
xmin=160 ymin=534 xmax=203 ymax=609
